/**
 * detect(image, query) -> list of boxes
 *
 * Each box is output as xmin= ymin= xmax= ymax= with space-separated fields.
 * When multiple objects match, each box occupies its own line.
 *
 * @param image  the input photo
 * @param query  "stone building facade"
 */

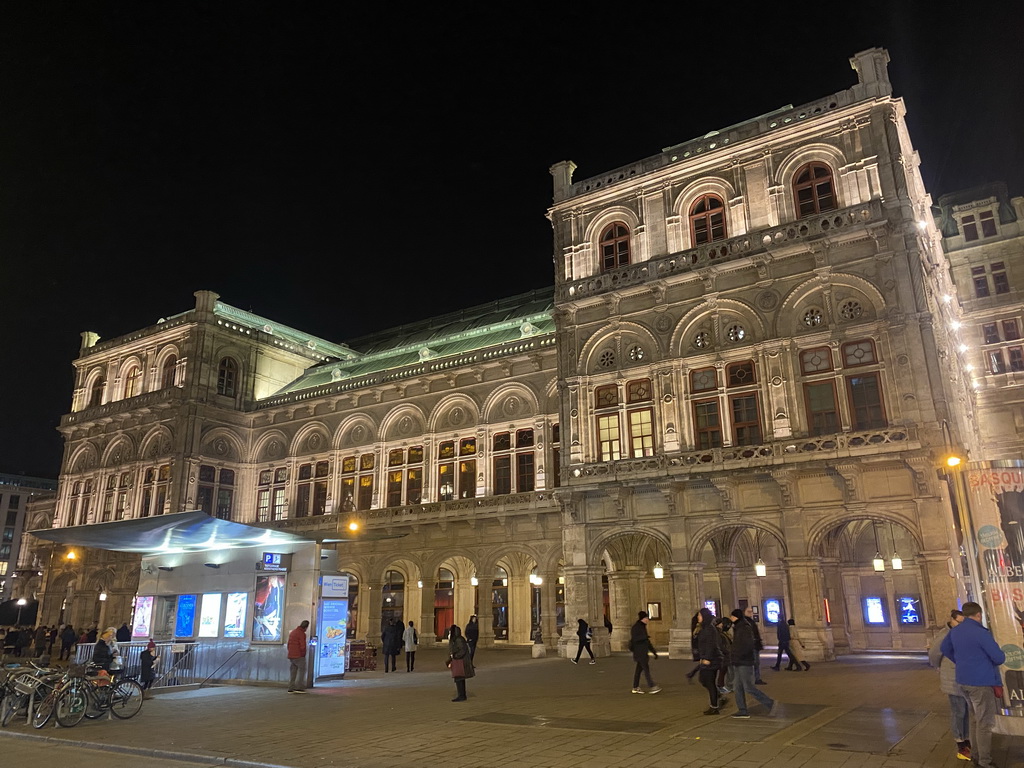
xmin=31 ymin=49 xmax=1015 ymax=659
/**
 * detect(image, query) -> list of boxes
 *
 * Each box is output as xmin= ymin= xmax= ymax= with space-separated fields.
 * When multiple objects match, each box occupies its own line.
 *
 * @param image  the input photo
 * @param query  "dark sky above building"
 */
xmin=1 ymin=3 xmax=1021 ymax=478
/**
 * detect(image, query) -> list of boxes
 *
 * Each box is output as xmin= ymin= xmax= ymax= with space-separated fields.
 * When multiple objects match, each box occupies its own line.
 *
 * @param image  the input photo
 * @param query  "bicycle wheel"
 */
xmin=109 ymin=679 xmax=144 ymax=719
xmin=55 ymin=684 xmax=88 ymax=728
xmin=83 ymin=686 xmax=106 ymax=719
xmin=1 ymin=693 xmax=26 ymax=727
xmin=32 ymin=691 xmax=56 ymax=729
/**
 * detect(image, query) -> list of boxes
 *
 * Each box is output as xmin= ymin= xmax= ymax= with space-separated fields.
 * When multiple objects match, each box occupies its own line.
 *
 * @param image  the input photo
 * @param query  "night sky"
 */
xmin=2 ymin=3 xmax=1021 ymax=478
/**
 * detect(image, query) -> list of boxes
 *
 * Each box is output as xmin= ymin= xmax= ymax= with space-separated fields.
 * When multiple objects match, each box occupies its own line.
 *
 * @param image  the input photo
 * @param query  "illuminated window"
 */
xmin=600 ymin=222 xmax=630 ymax=271
xmin=124 ymin=366 xmax=141 ymax=398
xmin=295 ymin=461 xmax=329 ymax=517
xmin=689 ymin=194 xmax=726 ymax=245
xmin=141 ymin=465 xmax=171 ymax=518
xmin=492 ymin=431 xmax=532 ymax=494
xmin=340 ymin=454 xmax=374 ymax=511
xmin=384 ymin=448 xmax=424 ymax=507
xmin=793 ymin=162 xmax=836 ymax=217
xmin=596 ymin=414 xmax=622 ymax=461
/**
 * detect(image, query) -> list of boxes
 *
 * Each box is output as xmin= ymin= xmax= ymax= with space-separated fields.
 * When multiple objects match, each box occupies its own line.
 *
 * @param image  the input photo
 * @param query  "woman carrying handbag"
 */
xmin=446 ymin=624 xmax=475 ymax=701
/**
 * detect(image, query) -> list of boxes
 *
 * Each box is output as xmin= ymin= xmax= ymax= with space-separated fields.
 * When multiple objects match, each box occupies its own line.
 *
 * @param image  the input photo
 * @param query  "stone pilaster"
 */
xmin=782 ymin=556 xmax=834 ymax=661
xmin=668 ymin=561 xmax=703 ymax=658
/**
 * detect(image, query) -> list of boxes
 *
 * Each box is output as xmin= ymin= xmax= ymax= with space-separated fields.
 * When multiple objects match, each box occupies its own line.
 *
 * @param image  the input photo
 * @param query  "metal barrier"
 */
xmin=74 ymin=641 xmax=201 ymax=689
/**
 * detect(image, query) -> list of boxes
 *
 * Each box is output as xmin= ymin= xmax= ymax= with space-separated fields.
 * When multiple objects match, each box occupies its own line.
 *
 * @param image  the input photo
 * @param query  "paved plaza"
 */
xmin=2 ymin=649 xmax=1022 ymax=768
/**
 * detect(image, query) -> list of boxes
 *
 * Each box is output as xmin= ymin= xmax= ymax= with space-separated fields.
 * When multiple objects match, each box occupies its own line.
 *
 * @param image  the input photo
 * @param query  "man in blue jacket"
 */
xmin=940 ymin=602 xmax=1005 ymax=768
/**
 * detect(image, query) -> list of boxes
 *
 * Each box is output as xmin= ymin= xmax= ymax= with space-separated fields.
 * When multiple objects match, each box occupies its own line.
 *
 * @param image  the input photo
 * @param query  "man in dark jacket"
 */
xmin=696 ymin=608 xmax=724 ymax=713
xmin=381 ymin=619 xmax=402 ymax=673
xmin=729 ymin=609 xmax=776 ymax=718
xmin=771 ymin=616 xmax=798 ymax=671
xmin=59 ymin=624 xmax=77 ymax=660
xmin=465 ymin=615 xmax=479 ymax=661
xmin=116 ymin=623 xmax=131 ymax=642
xmin=629 ymin=611 xmax=660 ymax=694
xmin=743 ymin=605 xmax=767 ymax=684
xmin=940 ymin=602 xmax=1005 ymax=768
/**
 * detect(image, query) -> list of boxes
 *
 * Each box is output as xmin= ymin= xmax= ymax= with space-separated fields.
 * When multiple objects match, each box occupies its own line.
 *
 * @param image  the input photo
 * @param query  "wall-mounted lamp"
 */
xmin=204 ymin=563 xmax=220 ymax=569
xmin=416 ymin=580 xmax=423 ymax=589
xmin=754 ymin=532 xmax=766 ymax=577
xmin=347 ymin=521 xmax=359 ymax=532
xmin=652 ymin=562 xmax=664 ymax=580
xmin=98 ymin=592 xmax=107 ymax=601
xmin=889 ymin=523 xmax=903 ymax=570
xmin=872 ymin=523 xmax=885 ymax=571
xmin=470 ymin=576 xmax=479 ymax=587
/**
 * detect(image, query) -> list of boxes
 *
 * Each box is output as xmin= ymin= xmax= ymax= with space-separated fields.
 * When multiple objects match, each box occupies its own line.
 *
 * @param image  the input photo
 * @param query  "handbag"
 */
xmin=450 ymin=658 xmax=466 ymax=677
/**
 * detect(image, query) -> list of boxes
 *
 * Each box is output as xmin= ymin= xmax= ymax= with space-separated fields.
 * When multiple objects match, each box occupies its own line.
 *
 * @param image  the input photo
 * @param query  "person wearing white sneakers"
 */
xmin=629 ymin=611 xmax=661 ymax=694
xmin=570 ymin=618 xmax=597 ymax=665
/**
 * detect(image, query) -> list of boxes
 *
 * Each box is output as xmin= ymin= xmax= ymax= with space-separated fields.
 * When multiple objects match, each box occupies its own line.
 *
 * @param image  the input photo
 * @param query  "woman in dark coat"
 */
xmin=92 ymin=627 xmax=117 ymax=672
xmin=446 ymin=624 xmax=473 ymax=701
xmin=696 ymin=608 xmax=724 ymax=714
xmin=685 ymin=611 xmax=702 ymax=682
xmin=140 ymin=639 xmax=159 ymax=693
xmin=571 ymin=618 xmax=595 ymax=664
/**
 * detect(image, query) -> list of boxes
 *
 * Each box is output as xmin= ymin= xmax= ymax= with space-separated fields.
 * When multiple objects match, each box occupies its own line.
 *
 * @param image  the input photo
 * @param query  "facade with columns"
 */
xmin=28 ymin=49 xmax=1017 ymax=661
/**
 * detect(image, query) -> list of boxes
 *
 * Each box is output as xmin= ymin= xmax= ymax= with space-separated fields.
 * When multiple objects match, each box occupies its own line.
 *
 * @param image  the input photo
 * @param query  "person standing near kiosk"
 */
xmin=287 ymin=620 xmax=310 ymax=694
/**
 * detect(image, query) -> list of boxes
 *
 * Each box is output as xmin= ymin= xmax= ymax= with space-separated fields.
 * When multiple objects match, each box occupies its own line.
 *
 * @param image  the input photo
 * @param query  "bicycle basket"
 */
xmin=13 ymin=676 xmax=41 ymax=695
xmin=67 ymin=663 xmax=87 ymax=678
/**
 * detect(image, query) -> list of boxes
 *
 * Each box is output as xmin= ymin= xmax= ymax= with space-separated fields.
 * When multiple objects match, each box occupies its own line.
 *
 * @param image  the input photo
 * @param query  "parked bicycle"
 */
xmin=53 ymin=663 xmax=144 ymax=727
xmin=0 ymin=661 xmax=61 ymax=727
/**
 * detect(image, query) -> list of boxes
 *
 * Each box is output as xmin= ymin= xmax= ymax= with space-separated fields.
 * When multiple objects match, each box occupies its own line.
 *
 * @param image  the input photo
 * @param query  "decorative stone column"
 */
xmin=715 ymin=561 xmax=739 ymax=613
xmin=559 ymin=565 xmax=609 ymax=657
xmin=539 ymin=573 xmax=558 ymax=648
xmin=668 ymin=562 xmax=703 ymax=658
xmin=782 ymin=556 xmax=834 ymax=661
xmin=365 ymin=582 xmax=383 ymax=645
xmin=819 ymin=557 xmax=847 ymax=653
xmin=508 ymin=574 xmax=532 ymax=644
xmin=607 ymin=567 xmax=645 ymax=652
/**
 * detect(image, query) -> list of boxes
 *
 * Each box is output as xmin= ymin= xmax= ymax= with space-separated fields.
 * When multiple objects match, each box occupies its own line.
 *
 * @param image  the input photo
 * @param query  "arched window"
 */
xmin=89 ymin=377 xmax=105 ymax=407
xmin=217 ymin=357 xmax=238 ymax=396
xmin=689 ymin=194 xmax=727 ymax=245
xmin=600 ymin=222 xmax=630 ymax=271
xmin=793 ymin=162 xmax=836 ymax=217
xmin=161 ymin=355 xmax=177 ymax=389
xmin=124 ymin=366 xmax=141 ymax=399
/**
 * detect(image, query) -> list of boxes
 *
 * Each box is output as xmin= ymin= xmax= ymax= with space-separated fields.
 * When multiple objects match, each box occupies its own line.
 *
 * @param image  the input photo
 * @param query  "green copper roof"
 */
xmin=214 ymin=302 xmax=359 ymax=361
xmin=267 ymin=289 xmax=554 ymax=397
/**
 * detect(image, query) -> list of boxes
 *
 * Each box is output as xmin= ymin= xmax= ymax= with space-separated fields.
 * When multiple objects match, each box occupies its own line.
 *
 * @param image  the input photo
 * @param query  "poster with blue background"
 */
xmin=317 ymin=598 xmax=348 ymax=677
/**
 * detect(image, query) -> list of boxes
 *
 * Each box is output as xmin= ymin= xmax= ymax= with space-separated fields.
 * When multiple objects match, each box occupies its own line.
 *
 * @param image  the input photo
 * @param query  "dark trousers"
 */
xmin=468 ymin=640 xmax=477 ymax=660
xmin=453 ymin=677 xmax=467 ymax=700
xmin=385 ymin=652 xmax=397 ymax=672
xmin=699 ymin=667 xmax=720 ymax=708
xmin=60 ymin=642 xmax=73 ymax=661
xmin=775 ymin=642 xmax=797 ymax=668
xmin=406 ymin=651 xmax=415 ymax=671
xmin=632 ymin=656 xmax=655 ymax=688
xmin=574 ymin=639 xmax=594 ymax=662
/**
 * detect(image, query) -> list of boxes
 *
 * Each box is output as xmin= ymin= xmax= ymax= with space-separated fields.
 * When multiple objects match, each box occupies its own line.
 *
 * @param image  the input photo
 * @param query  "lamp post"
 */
xmin=15 ymin=598 xmax=27 ymax=625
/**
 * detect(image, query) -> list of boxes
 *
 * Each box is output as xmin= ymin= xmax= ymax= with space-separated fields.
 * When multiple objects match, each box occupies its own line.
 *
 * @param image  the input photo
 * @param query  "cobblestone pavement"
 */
xmin=2 ymin=649 xmax=1022 ymax=768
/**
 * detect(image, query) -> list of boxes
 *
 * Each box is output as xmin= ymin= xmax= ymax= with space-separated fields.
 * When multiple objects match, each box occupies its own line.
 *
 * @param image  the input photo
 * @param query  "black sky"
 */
xmin=1 ymin=3 xmax=1021 ymax=478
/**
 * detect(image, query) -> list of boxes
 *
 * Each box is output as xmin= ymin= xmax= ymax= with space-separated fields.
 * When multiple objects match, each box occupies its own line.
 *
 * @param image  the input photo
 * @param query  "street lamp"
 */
xmin=15 ymin=597 xmax=27 ymax=625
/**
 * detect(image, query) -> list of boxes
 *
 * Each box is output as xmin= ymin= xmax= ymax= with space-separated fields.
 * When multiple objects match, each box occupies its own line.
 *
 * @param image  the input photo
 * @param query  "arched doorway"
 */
xmin=599 ymin=533 xmax=672 ymax=651
xmin=380 ymin=569 xmax=404 ymax=635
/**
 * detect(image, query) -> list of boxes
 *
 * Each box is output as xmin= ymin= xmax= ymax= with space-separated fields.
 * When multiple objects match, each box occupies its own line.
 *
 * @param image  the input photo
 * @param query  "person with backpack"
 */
xmin=728 ymin=609 xmax=777 ymax=718
xmin=696 ymin=607 xmax=724 ymax=714
xmin=570 ymin=618 xmax=596 ymax=665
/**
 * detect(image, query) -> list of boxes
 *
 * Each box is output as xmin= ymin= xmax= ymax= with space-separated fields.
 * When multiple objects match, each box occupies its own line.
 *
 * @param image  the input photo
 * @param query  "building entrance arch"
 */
xmin=596 ymin=531 xmax=672 ymax=652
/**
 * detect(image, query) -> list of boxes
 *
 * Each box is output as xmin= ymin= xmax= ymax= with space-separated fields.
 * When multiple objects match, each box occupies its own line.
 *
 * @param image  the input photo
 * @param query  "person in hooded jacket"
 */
xmin=929 ymin=609 xmax=971 ymax=761
xmin=715 ymin=616 xmax=734 ymax=694
xmin=696 ymin=607 xmax=724 ymax=714
xmin=684 ymin=612 xmax=702 ymax=683
xmin=381 ymin=619 xmax=402 ymax=672
xmin=571 ymin=618 xmax=596 ymax=665
xmin=629 ymin=611 xmax=661 ymax=694
xmin=446 ymin=624 xmax=474 ymax=701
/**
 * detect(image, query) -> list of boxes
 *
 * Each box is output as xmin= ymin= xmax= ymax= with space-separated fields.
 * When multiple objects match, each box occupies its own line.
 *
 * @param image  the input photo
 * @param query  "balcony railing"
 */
xmin=571 ymin=425 xmax=917 ymax=479
xmin=559 ymin=200 xmax=884 ymax=301
xmin=61 ymin=386 xmax=185 ymax=426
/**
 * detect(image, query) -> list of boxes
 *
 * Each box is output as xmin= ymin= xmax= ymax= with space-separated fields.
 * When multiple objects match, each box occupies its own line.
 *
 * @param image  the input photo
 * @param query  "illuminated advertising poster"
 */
xmin=317 ymin=598 xmax=348 ymax=677
xmin=253 ymin=573 xmax=286 ymax=643
xmin=175 ymin=594 xmax=198 ymax=637
xmin=132 ymin=595 xmax=154 ymax=638
xmin=198 ymin=593 xmax=222 ymax=638
xmin=962 ymin=460 xmax=1024 ymax=714
xmin=224 ymin=592 xmax=248 ymax=638
xmin=863 ymin=597 xmax=886 ymax=625
xmin=763 ymin=598 xmax=782 ymax=625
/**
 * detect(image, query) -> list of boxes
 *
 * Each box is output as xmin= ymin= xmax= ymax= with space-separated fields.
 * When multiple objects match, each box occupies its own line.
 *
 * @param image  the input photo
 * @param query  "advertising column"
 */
xmin=960 ymin=459 xmax=1024 ymax=733
xmin=316 ymin=574 xmax=349 ymax=680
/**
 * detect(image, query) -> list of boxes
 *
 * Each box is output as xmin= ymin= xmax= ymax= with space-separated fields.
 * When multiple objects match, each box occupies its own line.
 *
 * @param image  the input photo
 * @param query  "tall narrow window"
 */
xmin=161 ymin=355 xmax=178 ymax=389
xmin=689 ymin=194 xmax=727 ymax=245
xmin=730 ymin=394 xmax=762 ymax=446
xmin=973 ymin=266 xmax=991 ymax=298
xmin=983 ymin=323 xmax=1000 ymax=344
xmin=693 ymin=400 xmax=722 ymax=449
xmin=217 ymin=357 xmax=238 ymax=397
xmin=295 ymin=461 xmax=329 ymax=516
xmin=600 ymin=222 xmax=630 ymax=271
xmin=256 ymin=467 xmax=287 ymax=522
xmin=551 ymin=424 xmax=561 ymax=489
xmin=980 ymin=210 xmax=998 ymax=238
xmin=492 ymin=431 xmax=533 ymax=493
xmin=992 ymin=262 xmax=1010 ymax=294
xmin=793 ymin=162 xmax=836 ymax=217
xmin=89 ymin=377 xmax=105 ymax=407
xmin=141 ymin=465 xmax=171 ymax=518
xmin=962 ymin=214 xmax=979 ymax=241
xmin=847 ymin=374 xmax=886 ymax=430
xmin=626 ymin=378 xmax=654 ymax=457
xmin=124 ymin=366 xmax=141 ymax=398
xmin=1003 ymin=320 xmax=1021 ymax=341
xmin=804 ymin=381 xmax=839 ymax=436
xmin=594 ymin=384 xmax=622 ymax=461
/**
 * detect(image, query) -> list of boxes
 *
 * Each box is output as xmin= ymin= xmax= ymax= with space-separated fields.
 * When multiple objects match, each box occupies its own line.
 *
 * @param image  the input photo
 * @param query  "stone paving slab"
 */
xmin=0 ymin=649 xmax=1021 ymax=768
xmin=793 ymin=706 xmax=930 ymax=754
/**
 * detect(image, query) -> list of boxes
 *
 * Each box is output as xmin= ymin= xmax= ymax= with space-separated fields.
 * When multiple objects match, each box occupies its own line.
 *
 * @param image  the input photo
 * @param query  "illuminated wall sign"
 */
xmin=763 ymin=598 xmax=782 ymax=625
xmin=898 ymin=595 xmax=921 ymax=625
xmin=175 ymin=594 xmax=197 ymax=638
xmin=253 ymin=573 xmax=286 ymax=642
xmin=199 ymin=593 xmax=222 ymax=638
xmin=261 ymin=552 xmax=291 ymax=572
xmin=321 ymin=574 xmax=350 ymax=598
xmin=224 ymin=592 xmax=248 ymax=638
xmin=132 ymin=595 xmax=154 ymax=638
xmin=863 ymin=596 xmax=887 ymax=625
xmin=703 ymin=600 xmax=717 ymax=616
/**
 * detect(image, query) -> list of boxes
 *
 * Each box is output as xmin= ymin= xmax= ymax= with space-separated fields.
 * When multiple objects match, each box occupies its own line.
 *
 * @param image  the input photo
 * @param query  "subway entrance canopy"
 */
xmin=30 ymin=510 xmax=313 ymax=554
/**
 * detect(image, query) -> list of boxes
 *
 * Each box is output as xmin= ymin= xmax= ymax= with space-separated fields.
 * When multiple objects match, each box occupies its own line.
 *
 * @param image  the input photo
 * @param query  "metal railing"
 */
xmin=74 ymin=641 xmax=201 ymax=689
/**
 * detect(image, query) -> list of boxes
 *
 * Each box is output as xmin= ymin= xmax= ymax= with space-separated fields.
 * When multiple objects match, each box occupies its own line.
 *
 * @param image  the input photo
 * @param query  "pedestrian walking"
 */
xmin=141 ymin=639 xmax=160 ymax=695
xmin=684 ymin=612 xmax=701 ymax=683
xmin=465 ymin=614 xmax=479 ymax=661
xmin=728 ymin=609 xmax=776 ymax=718
xmin=940 ymin=602 xmax=1005 ymax=768
xmin=60 ymin=624 xmax=77 ymax=661
xmin=116 ymin=622 xmax=131 ymax=642
xmin=771 ymin=616 xmax=797 ymax=671
xmin=446 ymin=624 xmax=474 ymax=701
xmin=34 ymin=624 xmax=48 ymax=657
xmin=571 ymin=618 xmax=596 ymax=664
xmin=287 ymin=620 xmax=310 ymax=693
xmin=785 ymin=619 xmax=811 ymax=670
xmin=629 ymin=611 xmax=661 ymax=694
xmin=715 ymin=616 xmax=734 ymax=694
xmin=930 ymin=609 xmax=971 ymax=761
xmin=696 ymin=607 xmax=724 ymax=714
xmin=403 ymin=620 xmax=418 ymax=671
xmin=47 ymin=625 xmax=58 ymax=654
xmin=743 ymin=605 xmax=767 ymax=684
